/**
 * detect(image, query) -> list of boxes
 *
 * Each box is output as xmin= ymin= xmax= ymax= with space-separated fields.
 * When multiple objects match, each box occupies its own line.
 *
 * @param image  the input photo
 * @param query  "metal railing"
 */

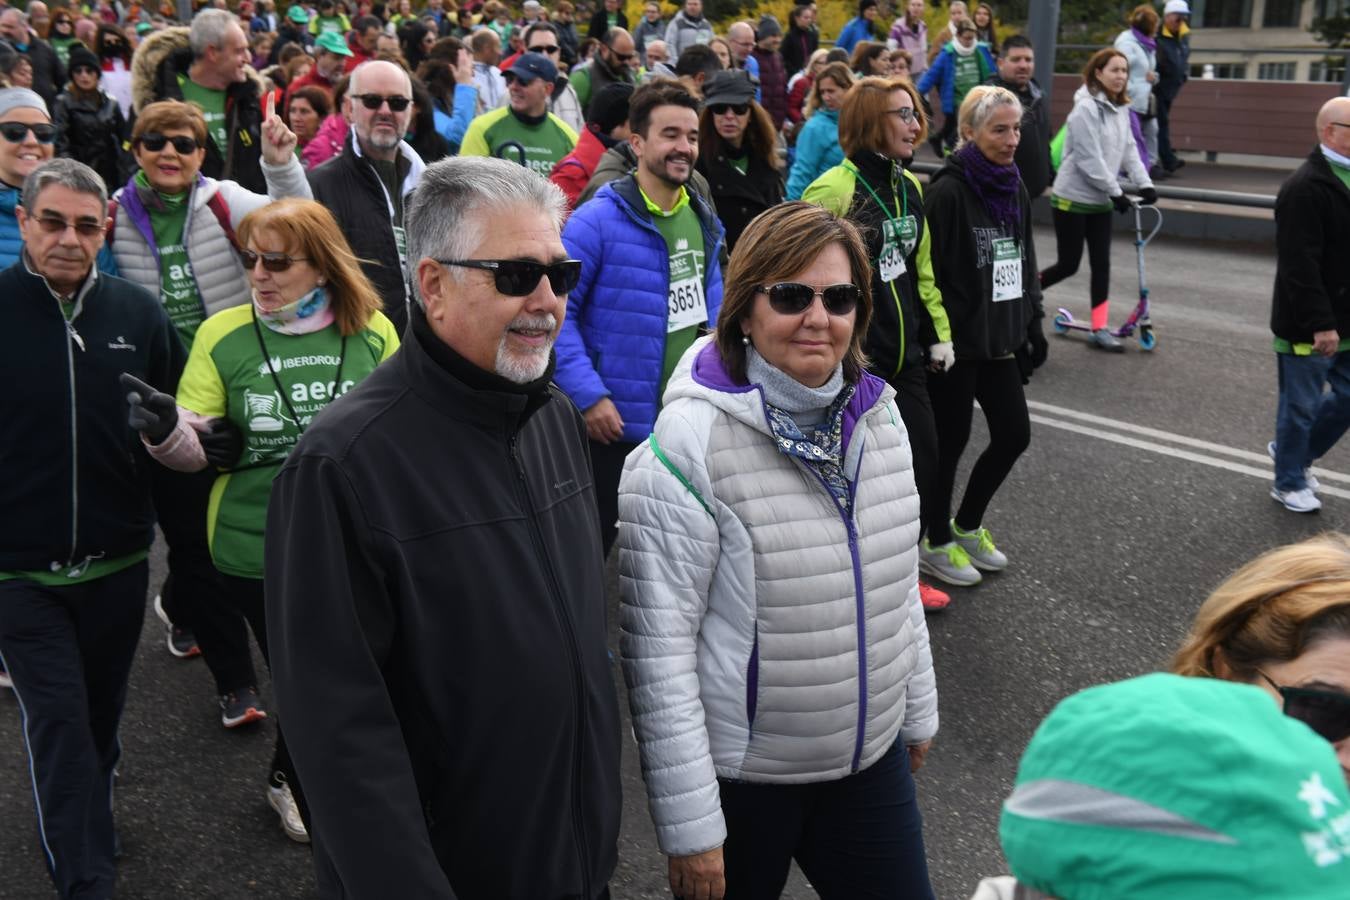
xmin=1054 ymin=42 xmax=1350 ymax=91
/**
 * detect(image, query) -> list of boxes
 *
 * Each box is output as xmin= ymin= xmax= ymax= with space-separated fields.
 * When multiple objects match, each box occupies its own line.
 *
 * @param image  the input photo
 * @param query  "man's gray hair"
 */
xmin=190 ymin=8 xmax=238 ymax=58
xmin=22 ymin=158 xmax=108 ymax=217
xmin=405 ymin=157 xmax=567 ymax=308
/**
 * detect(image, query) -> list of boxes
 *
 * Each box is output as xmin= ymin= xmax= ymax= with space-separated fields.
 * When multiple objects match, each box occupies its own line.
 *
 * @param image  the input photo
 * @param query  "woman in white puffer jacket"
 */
xmin=618 ymin=202 xmax=939 ymax=900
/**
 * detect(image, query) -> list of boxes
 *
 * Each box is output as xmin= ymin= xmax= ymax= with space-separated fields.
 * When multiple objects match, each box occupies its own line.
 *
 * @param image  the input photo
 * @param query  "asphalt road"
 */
xmin=5 ymin=223 xmax=1347 ymax=899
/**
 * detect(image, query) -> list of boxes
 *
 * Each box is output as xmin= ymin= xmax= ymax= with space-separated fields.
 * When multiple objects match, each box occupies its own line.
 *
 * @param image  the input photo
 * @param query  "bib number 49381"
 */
xmin=991 ymin=237 xmax=1022 ymax=303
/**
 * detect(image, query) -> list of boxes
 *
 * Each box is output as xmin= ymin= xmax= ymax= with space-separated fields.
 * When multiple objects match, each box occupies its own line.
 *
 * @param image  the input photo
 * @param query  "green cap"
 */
xmin=135 ymin=21 xmax=153 ymax=34
xmin=286 ymin=4 xmax=309 ymax=23
xmin=1001 ymin=673 xmax=1350 ymax=898
xmin=314 ymin=31 xmax=352 ymax=56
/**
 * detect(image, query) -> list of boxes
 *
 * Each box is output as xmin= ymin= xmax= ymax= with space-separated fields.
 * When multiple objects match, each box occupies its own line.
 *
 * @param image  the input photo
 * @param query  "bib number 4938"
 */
xmin=991 ymin=238 xmax=1022 ymax=303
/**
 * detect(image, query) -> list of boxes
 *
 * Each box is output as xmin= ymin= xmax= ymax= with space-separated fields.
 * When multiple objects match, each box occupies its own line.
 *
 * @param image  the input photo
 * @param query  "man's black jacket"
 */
xmin=265 ymin=307 xmax=621 ymax=899
xmin=1271 ymin=148 xmax=1350 ymax=344
xmin=986 ymin=74 xmax=1052 ymax=199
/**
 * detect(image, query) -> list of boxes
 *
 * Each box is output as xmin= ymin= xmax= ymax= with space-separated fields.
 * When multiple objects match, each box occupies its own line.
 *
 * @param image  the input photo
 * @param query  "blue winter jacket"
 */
xmin=835 ymin=16 xmax=877 ymax=54
xmin=917 ymin=42 xmax=996 ymax=114
xmin=0 ymin=184 xmax=120 ymax=274
xmin=432 ymin=83 xmax=477 ymax=154
xmin=557 ymin=176 xmax=724 ymax=443
xmin=786 ymin=108 xmax=842 ymax=200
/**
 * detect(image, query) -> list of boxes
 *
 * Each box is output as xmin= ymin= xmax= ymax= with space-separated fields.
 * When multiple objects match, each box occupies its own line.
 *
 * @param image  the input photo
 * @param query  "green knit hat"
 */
xmin=1001 ymin=673 xmax=1350 ymax=899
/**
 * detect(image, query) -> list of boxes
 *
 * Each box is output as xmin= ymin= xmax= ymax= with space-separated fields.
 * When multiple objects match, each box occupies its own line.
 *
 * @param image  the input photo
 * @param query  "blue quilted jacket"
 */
xmin=917 ymin=42 xmax=996 ymax=115
xmin=0 ymin=184 xmax=120 ymax=274
xmin=557 ymin=176 xmax=724 ymax=443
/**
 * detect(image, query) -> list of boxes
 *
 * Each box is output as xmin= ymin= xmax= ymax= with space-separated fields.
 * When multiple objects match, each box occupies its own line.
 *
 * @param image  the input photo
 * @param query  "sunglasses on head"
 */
xmin=757 ymin=282 xmax=862 ymax=316
xmin=352 ymin=93 xmax=412 ymax=112
xmin=437 ymin=258 xmax=582 ymax=296
xmin=136 ymin=132 xmax=200 ymax=153
xmin=709 ymin=103 xmax=750 ymax=116
xmin=1259 ymin=671 xmax=1350 ymax=744
xmin=0 ymin=122 xmax=55 ymax=145
xmin=239 ymin=249 xmax=309 ymax=272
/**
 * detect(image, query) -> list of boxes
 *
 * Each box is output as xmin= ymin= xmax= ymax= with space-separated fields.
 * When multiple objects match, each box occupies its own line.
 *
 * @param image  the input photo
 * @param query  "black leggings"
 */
xmin=1039 ymin=207 xmax=1113 ymax=308
xmin=589 ymin=438 xmax=639 ymax=558
xmin=925 ymin=357 xmax=1030 ymax=545
xmin=891 ymin=364 xmax=941 ymax=539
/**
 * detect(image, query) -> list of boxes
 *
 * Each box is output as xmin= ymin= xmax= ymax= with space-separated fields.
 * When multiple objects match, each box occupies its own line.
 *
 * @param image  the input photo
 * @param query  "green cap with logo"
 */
xmin=1001 ymin=673 xmax=1350 ymax=899
xmin=314 ymin=31 xmax=353 ymax=56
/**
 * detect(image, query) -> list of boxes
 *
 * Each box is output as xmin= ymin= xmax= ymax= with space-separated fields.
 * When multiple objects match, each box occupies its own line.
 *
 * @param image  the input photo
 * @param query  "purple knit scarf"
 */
xmin=954 ymin=142 xmax=1021 ymax=230
xmin=1131 ymin=26 xmax=1157 ymax=52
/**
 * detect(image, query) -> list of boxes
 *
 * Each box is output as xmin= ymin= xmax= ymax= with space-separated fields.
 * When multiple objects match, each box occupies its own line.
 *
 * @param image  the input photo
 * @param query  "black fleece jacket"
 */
xmin=1271 ymin=148 xmax=1350 ymax=345
xmin=265 ymin=306 xmax=621 ymax=899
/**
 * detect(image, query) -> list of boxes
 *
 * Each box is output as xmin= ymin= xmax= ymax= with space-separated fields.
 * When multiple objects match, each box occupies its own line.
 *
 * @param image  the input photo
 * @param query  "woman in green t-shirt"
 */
xmin=125 ymin=198 xmax=399 ymax=845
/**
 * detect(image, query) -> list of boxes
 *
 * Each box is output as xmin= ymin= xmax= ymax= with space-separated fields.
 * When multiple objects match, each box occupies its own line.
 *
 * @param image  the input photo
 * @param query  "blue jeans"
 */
xmin=1274 ymin=352 xmax=1350 ymax=490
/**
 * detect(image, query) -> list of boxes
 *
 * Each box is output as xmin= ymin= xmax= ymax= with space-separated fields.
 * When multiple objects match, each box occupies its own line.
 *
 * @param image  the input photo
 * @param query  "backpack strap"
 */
xmin=647 ymin=432 xmax=713 ymax=518
xmin=206 ymin=191 xmax=239 ymax=253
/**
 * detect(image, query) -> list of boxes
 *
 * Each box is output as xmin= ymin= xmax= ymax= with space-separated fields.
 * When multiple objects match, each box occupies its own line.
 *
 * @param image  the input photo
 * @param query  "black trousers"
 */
xmin=588 ymin=438 xmax=639 ymax=558
xmin=1039 ymin=207 xmax=1114 ymax=309
xmin=926 ymin=357 xmax=1030 ymax=546
xmin=150 ymin=466 xmax=255 ymax=694
xmin=1156 ymin=91 xmax=1178 ymax=169
xmin=0 ymin=561 xmax=148 ymax=900
xmin=890 ymin=364 xmax=942 ymax=539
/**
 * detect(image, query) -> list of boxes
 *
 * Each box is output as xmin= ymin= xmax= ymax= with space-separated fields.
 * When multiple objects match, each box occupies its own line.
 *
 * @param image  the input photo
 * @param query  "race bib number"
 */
xmin=991 ymin=237 xmax=1022 ymax=303
xmin=392 ymin=225 xmax=409 ymax=272
xmin=667 ymin=276 xmax=707 ymax=333
xmin=878 ymin=216 xmax=919 ymax=283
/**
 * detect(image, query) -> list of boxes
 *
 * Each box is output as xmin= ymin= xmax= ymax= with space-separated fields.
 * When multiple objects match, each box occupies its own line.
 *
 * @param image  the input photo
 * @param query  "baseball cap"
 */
xmin=523 ymin=0 xmax=542 ymax=11
xmin=701 ymin=70 xmax=757 ymax=109
xmin=1164 ymin=0 xmax=1191 ymax=14
xmin=285 ymin=4 xmax=309 ymax=23
xmin=1001 ymin=673 xmax=1350 ymax=899
xmin=505 ymin=52 xmax=558 ymax=85
xmin=314 ymin=31 xmax=353 ymax=56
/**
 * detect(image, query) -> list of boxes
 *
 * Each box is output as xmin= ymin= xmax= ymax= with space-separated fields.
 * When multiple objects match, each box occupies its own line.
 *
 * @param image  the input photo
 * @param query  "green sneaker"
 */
xmin=919 ymin=538 xmax=982 ymax=587
xmin=951 ymin=521 xmax=1008 ymax=572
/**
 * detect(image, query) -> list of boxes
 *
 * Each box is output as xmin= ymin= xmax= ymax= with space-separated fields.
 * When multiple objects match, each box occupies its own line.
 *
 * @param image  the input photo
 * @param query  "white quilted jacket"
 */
xmin=618 ymin=338 xmax=939 ymax=857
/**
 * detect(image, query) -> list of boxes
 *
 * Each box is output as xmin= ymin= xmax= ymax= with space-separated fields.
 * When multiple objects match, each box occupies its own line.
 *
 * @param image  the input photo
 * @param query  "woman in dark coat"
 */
xmin=52 ymin=45 xmax=131 ymax=190
xmin=694 ymin=71 xmax=784 ymax=253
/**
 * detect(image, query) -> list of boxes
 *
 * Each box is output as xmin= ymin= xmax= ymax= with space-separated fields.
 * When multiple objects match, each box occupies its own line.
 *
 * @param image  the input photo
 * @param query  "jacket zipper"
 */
xmin=507 ymin=432 xmax=592 ymax=898
xmin=60 ymin=298 xmax=84 ymax=568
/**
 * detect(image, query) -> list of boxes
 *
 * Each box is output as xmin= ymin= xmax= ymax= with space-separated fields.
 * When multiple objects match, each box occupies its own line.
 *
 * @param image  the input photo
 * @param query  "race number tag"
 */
xmin=991 ymin=237 xmax=1022 ymax=303
xmin=668 ymin=276 xmax=707 ymax=333
xmin=878 ymin=216 xmax=920 ymax=282
xmin=392 ymin=225 xmax=408 ymax=271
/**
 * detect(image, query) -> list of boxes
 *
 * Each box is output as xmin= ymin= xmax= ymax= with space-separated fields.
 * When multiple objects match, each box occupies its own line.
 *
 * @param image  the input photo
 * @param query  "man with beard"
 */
xmin=461 ymin=52 xmax=577 ymax=176
xmin=557 ymin=81 xmax=724 ymax=556
xmin=283 ymin=30 xmax=351 ymax=108
xmin=571 ymin=27 xmax=637 ymax=115
xmin=984 ymin=35 xmax=1051 ymax=200
xmin=309 ymin=59 xmax=426 ymax=332
xmin=266 ymin=156 xmax=622 ymax=898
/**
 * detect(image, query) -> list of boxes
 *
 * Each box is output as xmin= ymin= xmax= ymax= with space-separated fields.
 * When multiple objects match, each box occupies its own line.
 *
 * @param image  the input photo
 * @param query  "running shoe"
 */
xmin=918 ymin=580 xmax=951 ymax=611
xmin=267 ymin=777 xmax=310 ymax=843
xmin=951 ymin=521 xmax=1009 ymax=572
xmin=1089 ymin=328 xmax=1125 ymax=352
xmin=153 ymin=594 xmax=200 ymax=659
xmin=1267 ymin=441 xmax=1319 ymax=491
xmin=1270 ymin=486 xmax=1322 ymax=514
xmin=220 ymin=686 xmax=268 ymax=729
xmin=919 ymin=539 xmax=982 ymax=587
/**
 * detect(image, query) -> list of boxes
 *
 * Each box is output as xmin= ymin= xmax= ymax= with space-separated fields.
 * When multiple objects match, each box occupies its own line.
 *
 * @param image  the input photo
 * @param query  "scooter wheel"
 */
xmin=1054 ymin=314 xmax=1071 ymax=335
xmin=1139 ymin=328 xmax=1157 ymax=351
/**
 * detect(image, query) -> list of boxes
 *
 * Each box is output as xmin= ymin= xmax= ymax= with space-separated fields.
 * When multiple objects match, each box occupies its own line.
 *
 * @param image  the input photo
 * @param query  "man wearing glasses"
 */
xmin=461 ymin=52 xmax=578 ymax=178
xmin=522 ymin=21 xmax=583 ymax=133
xmin=267 ymin=156 xmax=621 ymax=899
xmin=571 ymin=26 xmax=638 ymax=116
xmin=0 ymin=158 xmax=184 ymax=900
xmin=308 ymin=59 xmax=426 ymax=332
xmin=1268 ymin=96 xmax=1350 ymax=513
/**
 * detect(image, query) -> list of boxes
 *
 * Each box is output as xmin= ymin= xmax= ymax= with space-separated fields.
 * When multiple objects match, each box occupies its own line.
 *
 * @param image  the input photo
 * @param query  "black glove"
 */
xmin=1027 ymin=315 xmax=1049 ymax=369
xmin=199 ymin=418 xmax=243 ymax=469
xmin=1139 ymin=187 xmax=1158 ymax=206
xmin=120 ymin=372 xmax=177 ymax=444
xmin=1111 ymin=193 xmax=1133 ymax=214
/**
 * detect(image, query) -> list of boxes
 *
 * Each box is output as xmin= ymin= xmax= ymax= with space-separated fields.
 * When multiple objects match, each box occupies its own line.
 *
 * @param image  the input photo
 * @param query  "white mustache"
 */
xmin=508 ymin=313 xmax=557 ymax=333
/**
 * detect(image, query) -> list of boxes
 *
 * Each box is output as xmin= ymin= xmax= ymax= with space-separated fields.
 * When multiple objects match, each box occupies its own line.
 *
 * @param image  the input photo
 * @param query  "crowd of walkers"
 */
xmin=0 ymin=0 xmax=1346 ymax=898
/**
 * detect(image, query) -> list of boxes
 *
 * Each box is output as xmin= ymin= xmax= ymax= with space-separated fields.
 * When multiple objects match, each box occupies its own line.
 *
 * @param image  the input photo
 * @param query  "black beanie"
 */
xmin=68 ymin=44 xmax=101 ymax=75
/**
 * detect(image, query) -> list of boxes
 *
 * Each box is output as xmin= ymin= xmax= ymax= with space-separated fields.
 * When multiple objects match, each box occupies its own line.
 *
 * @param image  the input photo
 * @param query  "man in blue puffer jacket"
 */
xmin=558 ymin=80 xmax=723 ymax=556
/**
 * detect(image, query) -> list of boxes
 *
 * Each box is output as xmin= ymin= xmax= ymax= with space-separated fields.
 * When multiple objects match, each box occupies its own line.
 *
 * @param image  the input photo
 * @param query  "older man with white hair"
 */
xmin=267 ymin=155 xmax=621 ymax=899
xmin=0 ymin=6 xmax=64 ymax=108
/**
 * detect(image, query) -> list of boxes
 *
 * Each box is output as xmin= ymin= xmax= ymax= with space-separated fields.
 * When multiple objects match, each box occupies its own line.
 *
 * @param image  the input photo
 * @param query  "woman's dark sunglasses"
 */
xmin=136 ymin=132 xmax=200 ymax=153
xmin=239 ymin=249 xmax=309 ymax=272
xmin=437 ymin=258 xmax=582 ymax=296
xmin=1259 ymin=671 xmax=1350 ymax=743
xmin=709 ymin=103 xmax=750 ymax=117
xmin=0 ymin=122 xmax=55 ymax=144
xmin=352 ymin=93 xmax=412 ymax=112
xmin=757 ymin=282 xmax=862 ymax=316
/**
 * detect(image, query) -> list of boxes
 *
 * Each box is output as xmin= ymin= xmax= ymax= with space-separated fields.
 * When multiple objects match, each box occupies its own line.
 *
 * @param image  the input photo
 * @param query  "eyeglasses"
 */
xmin=0 ymin=122 xmax=55 ymax=144
xmin=352 ymin=93 xmax=412 ymax=112
xmin=886 ymin=107 xmax=917 ymax=122
xmin=1257 ymin=670 xmax=1350 ymax=744
xmin=529 ymin=44 xmax=560 ymax=54
xmin=239 ymin=249 xmax=310 ymax=272
xmin=71 ymin=65 xmax=99 ymax=76
xmin=709 ymin=103 xmax=749 ymax=117
xmin=136 ymin=132 xmax=200 ymax=153
xmin=437 ymin=258 xmax=582 ymax=296
xmin=1331 ymin=122 xmax=1350 ymax=129
xmin=757 ymin=282 xmax=862 ymax=316
xmin=32 ymin=214 xmax=104 ymax=237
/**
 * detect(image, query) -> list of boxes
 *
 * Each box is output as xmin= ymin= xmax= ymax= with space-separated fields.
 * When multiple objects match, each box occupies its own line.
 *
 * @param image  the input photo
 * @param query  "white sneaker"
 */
xmin=1270 ymin=485 xmax=1322 ymax=513
xmin=267 ymin=779 xmax=310 ymax=844
xmin=1267 ymin=441 xmax=1319 ymax=491
xmin=919 ymin=539 xmax=983 ymax=586
xmin=950 ymin=521 xmax=1009 ymax=572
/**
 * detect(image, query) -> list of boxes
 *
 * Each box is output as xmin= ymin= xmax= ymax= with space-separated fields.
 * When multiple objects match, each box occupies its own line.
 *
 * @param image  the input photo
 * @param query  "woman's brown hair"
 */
xmin=838 ymin=76 xmax=928 ymax=156
xmin=1130 ymin=3 xmax=1160 ymax=35
xmin=849 ymin=41 xmax=888 ymax=77
xmin=715 ymin=202 xmax=873 ymax=384
xmin=237 ymin=199 xmax=384 ymax=337
xmin=132 ymin=100 xmax=208 ymax=146
xmin=1082 ymin=47 xmax=1129 ymax=107
xmin=1173 ymin=533 xmax=1350 ymax=680
xmin=698 ymin=99 xmax=777 ymax=171
xmin=805 ymin=62 xmax=854 ymax=117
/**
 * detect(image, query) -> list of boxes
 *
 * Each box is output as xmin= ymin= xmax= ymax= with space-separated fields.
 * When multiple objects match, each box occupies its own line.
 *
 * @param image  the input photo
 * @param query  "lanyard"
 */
xmin=843 ymin=158 xmax=908 ymax=230
xmin=250 ymin=306 xmax=347 ymax=439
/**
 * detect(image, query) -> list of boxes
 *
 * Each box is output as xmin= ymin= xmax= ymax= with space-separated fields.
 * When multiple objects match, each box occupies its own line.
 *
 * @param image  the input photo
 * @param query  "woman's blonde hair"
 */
xmin=237 ymin=199 xmax=384 ymax=337
xmin=1172 ymin=533 xmax=1350 ymax=679
xmin=956 ymin=84 xmax=1021 ymax=146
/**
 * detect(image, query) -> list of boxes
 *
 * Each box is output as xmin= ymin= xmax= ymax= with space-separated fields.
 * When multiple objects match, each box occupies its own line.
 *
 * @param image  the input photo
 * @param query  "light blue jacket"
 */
xmin=786 ymin=108 xmax=842 ymax=200
xmin=1113 ymin=28 xmax=1156 ymax=116
xmin=835 ymin=16 xmax=876 ymax=54
xmin=433 ymin=83 xmax=478 ymax=153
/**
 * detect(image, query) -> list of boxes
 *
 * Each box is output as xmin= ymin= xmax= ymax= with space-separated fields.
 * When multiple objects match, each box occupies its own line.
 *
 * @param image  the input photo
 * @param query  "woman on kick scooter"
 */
xmin=1039 ymin=47 xmax=1155 ymax=351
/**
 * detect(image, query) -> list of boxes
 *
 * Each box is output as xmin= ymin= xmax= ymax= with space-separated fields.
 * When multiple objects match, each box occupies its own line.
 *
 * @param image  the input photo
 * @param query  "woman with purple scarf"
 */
xmin=919 ymin=85 xmax=1046 ymax=586
xmin=1115 ymin=4 xmax=1161 ymax=175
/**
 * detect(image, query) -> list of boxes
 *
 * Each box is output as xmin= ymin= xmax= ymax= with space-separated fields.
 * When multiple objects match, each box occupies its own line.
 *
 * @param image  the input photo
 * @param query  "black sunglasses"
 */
xmin=239 ymin=249 xmax=309 ymax=272
xmin=709 ymin=103 xmax=750 ymax=116
xmin=757 ymin=282 xmax=862 ymax=316
xmin=1259 ymin=671 xmax=1350 ymax=744
xmin=71 ymin=65 xmax=100 ymax=76
xmin=529 ymin=43 xmax=560 ymax=54
xmin=437 ymin=258 xmax=582 ymax=296
xmin=136 ymin=132 xmax=200 ymax=153
xmin=0 ymin=122 xmax=55 ymax=145
xmin=352 ymin=93 xmax=412 ymax=112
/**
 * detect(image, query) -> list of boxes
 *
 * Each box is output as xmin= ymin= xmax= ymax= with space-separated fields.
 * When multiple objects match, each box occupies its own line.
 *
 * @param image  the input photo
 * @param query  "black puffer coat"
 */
xmin=53 ymin=89 xmax=132 ymax=191
xmin=695 ymin=145 xmax=783 ymax=253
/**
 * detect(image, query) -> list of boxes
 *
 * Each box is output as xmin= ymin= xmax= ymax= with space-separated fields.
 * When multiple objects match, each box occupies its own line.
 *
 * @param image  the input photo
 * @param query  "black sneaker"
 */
xmin=220 ymin=686 xmax=268 ymax=729
xmin=1164 ymin=158 xmax=1186 ymax=173
xmin=153 ymin=594 xmax=200 ymax=659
